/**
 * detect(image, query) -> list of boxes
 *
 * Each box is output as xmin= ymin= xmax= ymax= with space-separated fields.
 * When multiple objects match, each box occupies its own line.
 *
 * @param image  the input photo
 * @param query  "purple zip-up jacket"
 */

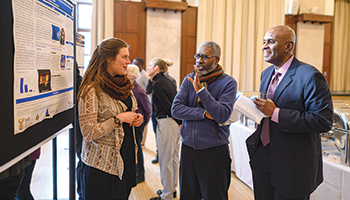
xmin=171 ymin=72 xmax=237 ymax=150
xmin=133 ymin=82 xmax=152 ymax=124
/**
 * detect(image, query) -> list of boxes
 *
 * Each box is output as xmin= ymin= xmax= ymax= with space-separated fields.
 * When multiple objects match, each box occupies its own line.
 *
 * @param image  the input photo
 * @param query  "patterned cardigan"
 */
xmin=78 ymin=86 xmax=138 ymax=179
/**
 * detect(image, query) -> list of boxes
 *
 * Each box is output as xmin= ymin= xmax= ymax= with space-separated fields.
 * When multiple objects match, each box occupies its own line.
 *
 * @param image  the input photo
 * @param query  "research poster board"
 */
xmin=12 ymin=0 xmax=75 ymax=134
xmin=76 ymin=33 xmax=85 ymax=76
xmin=0 ymin=0 xmax=75 ymax=171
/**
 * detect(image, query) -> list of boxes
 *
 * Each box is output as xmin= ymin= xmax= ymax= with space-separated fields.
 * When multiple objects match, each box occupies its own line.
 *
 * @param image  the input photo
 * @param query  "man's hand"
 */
xmin=204 ymin=111 xmax=213 ymax=120
xmin=253 ymin=98 xmax=276 ymax=117
xmin=187 ymin=65 xmax=202 ymax=92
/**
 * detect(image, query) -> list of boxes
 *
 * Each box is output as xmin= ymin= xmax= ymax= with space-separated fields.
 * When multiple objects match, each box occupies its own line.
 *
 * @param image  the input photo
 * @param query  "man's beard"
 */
xmin=198 ymin=61 xmax=217 ymax=76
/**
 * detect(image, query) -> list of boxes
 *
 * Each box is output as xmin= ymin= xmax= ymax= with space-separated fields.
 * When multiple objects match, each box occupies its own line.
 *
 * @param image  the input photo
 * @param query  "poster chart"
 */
xmin=13 ymin=0 xmax=74 ymax=134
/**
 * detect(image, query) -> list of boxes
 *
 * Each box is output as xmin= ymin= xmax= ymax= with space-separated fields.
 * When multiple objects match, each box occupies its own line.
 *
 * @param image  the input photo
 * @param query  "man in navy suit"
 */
xmin=247 ymin=25 xmax=333 ymax=200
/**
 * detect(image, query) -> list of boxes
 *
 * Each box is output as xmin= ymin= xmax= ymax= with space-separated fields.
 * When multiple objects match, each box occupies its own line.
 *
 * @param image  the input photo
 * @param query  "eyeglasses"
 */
xmin=194 ymin=54 xmax=217 ymax=60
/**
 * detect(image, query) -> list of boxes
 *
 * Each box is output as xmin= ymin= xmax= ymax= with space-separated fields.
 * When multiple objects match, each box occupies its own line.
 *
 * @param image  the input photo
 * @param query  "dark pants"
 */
xmin=82 ymin=163 xmax=132 ymax=200
xmin=151 ymin=110 xmax=157 ymax=138
xmin=135 ymin=123 xmax=145 ymax=175
xmin=179 ymin=144 xmax=231 ymax=200
xmin=76 ymin=158 xmax=84 ymax=200
xmin=16 ymin=161 xmax=36 ymax=200
xmin=250 ymin=142 xmax=310 ymax=200
xmin=0 ymin=170 xmax=23 ymax=200
xmin=151 ymin=110 xmax=158 ymax=154
xmin=76 ymin=116 xmax=85 ymax=200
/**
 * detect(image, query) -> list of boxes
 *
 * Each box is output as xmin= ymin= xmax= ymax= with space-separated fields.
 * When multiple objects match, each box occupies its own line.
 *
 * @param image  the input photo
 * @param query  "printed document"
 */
xmin=233 ymin=95 xmax=265 ymax=124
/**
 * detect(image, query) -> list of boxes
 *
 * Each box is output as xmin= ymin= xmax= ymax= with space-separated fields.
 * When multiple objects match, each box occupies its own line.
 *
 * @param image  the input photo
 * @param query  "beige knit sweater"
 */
xmin=78 ymin=86 xmax=138 ymax=179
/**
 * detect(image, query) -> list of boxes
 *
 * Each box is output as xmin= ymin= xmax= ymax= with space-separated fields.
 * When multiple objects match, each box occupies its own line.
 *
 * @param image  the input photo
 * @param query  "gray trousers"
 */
xmin=157 ymin=117 xmax=180 ymax=200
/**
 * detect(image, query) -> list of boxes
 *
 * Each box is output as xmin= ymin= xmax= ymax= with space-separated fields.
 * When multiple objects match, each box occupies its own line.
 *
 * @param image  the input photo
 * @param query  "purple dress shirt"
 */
xmin=271 ymin=55 xmax=294 ymax=123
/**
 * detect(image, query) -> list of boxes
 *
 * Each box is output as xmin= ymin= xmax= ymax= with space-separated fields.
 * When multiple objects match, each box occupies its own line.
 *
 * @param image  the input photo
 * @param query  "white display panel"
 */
xmin=12 ymin=0 xmax=74 ymax=134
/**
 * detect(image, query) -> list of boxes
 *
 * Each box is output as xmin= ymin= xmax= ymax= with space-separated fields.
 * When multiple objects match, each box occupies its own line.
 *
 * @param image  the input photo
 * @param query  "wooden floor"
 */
xmin=30 ymin=124 xmax=254 ymax=200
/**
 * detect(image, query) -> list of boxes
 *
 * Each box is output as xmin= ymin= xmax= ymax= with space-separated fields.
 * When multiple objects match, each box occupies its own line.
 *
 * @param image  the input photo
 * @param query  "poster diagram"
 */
xmin=12 ymin=0 xmax=74 ymax=134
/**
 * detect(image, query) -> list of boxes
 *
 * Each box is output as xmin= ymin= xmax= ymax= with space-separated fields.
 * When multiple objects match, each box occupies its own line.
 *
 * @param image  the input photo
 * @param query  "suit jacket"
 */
xmin=246 ymin=57 xmax=333 ymax=198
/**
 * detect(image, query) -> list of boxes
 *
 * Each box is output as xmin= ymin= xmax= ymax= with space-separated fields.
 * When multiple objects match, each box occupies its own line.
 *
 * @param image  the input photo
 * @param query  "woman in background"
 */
xmin=147 ymin=58 xmax=181 ymax=200
xmin=127 ymin=64 xmax=152 ymax=184
xmin=78 ymin=38 xmax=143 ymax=200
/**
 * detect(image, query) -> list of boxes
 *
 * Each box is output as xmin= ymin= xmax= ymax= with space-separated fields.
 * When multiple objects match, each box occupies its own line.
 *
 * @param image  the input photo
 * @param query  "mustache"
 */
xmin=193 ymin=64 xmax=203 ymax=73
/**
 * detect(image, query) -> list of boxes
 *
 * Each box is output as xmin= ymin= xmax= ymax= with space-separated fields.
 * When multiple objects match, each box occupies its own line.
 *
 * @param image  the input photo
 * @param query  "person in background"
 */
xmin=146 ymin=68 xmax=177 ymax=165
xmin=78 ymin=38 xmax=143 ymax=199
xmin=127 ymin=64 xmax=152 ymax=184
xmin=172 ymin=41 xmax=237 ymax=200
xmin=133 ymin=58 xmax=148 ymax=90
xmin=148 ymin=58 xmax=181 ymax=200
xmin=0 ymin=157 xmax=31 ymax=200
xmin=74 ymin=63 xmax=84 ymax=200
xmin=132 ymin=58 xmax=149 ymax=148
xmin=249 ymin=25 xmax=333 ymax=200
xmin=15 ymin=149 xmax=40 ymax=200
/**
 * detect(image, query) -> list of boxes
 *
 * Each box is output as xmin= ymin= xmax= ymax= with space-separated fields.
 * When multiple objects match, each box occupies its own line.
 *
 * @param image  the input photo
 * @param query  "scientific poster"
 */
xmin=12 ymin=0 xmax=74 ymax=134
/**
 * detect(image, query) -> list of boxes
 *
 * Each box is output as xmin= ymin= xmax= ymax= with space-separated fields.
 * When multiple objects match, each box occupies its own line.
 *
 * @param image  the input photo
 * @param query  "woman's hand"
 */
xmin=116 ymin=112 xmax=136 ymax=125
xmin=132 ymin=113 xmax=143 ymax=127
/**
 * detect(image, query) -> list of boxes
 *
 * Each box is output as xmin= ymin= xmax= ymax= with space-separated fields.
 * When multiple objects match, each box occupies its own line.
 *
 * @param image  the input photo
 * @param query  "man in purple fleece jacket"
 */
xmin=171 ymin=41 xmax=237 ymax=200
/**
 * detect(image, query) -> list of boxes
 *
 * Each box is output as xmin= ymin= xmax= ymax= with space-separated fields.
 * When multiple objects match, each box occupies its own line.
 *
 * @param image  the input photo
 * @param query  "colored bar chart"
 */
xmin=20 ymin=78 xmax=32 ymax=93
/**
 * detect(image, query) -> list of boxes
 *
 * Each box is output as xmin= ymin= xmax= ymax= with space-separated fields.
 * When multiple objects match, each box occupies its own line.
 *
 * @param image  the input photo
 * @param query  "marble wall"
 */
xmin=125 ymin=0 xmax=189 ymax=87
xmin=286 ymin=0 xmax=334 ymax=73
xmin=146 ymin=9 xmax=182 ymax=88
xmin=295 ymin=22 xmax=325 ymax=72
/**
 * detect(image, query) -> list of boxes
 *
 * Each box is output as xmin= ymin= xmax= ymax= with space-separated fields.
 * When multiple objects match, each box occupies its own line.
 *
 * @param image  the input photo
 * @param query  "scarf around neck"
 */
xmin=196 ymin=65 xmax=223 ymax=104
xmin=102 ymin=72 xmax=133 ymax=101
xmin=198 ymin=65 xmax=223 ymax=85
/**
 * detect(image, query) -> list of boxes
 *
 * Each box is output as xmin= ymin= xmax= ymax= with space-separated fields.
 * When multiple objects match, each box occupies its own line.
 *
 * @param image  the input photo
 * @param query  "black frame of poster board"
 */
xmin=0 ymin=0 xmax=76 ymax=172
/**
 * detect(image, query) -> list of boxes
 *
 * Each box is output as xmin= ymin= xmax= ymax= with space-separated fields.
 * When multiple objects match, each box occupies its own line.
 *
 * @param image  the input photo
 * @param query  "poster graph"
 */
xmin=19 ymin=78 xmax=34 ymax=94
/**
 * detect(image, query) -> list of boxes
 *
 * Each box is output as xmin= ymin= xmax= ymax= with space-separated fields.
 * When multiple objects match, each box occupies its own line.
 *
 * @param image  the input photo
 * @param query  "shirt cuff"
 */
xmin=202 ymin=110 xmax=207 ymax=119
xmin=271 ymin=107 xmax=280 ymax=123
xmin=196 ymin=87 xmax=205 ymax=94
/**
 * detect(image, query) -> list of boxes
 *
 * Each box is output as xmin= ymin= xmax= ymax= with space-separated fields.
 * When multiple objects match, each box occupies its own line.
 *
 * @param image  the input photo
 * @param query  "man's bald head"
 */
xmin=268 ymin=25 xmax=296 ymax=52
xmin=262 ymin=25 xmax=296 ymax=67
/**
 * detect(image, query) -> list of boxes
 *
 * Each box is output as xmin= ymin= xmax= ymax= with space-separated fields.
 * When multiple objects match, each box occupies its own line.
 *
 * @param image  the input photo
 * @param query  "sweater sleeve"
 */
xmin=197 ymin=78 xmax=237 ymax=124
xmin=137 ymin=90 xmax=152 ymax=124
xmin=78 ymin=87 xmax=116 ymax=142
xmin=172 ymin=75 xmax=207 ymax=121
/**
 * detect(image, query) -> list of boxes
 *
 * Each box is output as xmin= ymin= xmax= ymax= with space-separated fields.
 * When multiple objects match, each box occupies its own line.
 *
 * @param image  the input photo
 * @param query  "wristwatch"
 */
xmin=114 ymin=116 xmax=121 ymax=125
